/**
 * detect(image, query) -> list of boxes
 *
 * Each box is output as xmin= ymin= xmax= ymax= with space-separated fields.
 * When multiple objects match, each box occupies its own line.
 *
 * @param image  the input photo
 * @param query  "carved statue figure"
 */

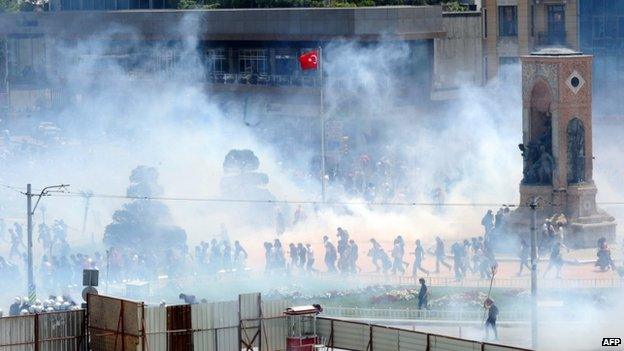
xmin=535 ymin=145 xmax=555 ymax=184
xmin=520 ymin=115 xmax=555 ymax=185
xmin=567 ymin=119 xmax=585 ymax=184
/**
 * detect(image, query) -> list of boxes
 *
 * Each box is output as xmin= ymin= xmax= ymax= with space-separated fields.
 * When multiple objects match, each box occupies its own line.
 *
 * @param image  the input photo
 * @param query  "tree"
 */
xmin=0 ymin=0 xmax=19 ymax=12
xmin=219 ymin=149 xmax=278 ymax=226
xmin=176 ymin=0 xmax=467 ymax=9
xmin=223 ymin=149 xmax=260 ymax=175
xmin=103 ymin=166 xmax=187 ymax=255
xmin=178 ymin=0 xmax=219 ymax=8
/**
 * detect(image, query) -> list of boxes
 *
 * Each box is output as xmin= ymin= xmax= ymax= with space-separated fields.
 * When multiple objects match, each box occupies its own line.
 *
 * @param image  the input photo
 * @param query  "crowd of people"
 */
xmin=261 ymin=226 xmax=501 ymax=282
xmin=4 ymin=295 xmax=80 ymax=317
xmin=262 ymin=208 xmax=623 ymax=281
xmin=1 ymin=206 xmax=622 ymax=316
xmin=0 ymin=219 xmax=102 ymax=289
xmin=194 ymin=239 xmax=248 ymax=273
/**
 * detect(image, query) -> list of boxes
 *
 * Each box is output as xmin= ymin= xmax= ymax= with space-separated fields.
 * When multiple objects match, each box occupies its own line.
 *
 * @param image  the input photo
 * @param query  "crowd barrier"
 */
xmin=0 ymin=309 xmax=85 ymax=351
xmin=0 ymin=293 xmax=535 ymax=351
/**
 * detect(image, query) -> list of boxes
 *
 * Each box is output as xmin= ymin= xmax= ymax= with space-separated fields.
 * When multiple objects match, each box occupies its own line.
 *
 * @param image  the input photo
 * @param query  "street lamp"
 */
xmin=26 ymin=183 xmax=69 ymax=303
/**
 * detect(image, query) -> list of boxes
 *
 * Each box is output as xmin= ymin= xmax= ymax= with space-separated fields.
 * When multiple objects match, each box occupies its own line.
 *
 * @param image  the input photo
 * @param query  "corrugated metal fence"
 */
xmin=0 ymin=295 xmax=532 ymax=351
xmin=143 ymin=298 xmax=290 ymax=351
xmin=0 ymin=310 xmax=85 ymax=351
xmin=87 ymin=294 xmax=145 ymax=351
xmin=317 ymin=317 xmax=532 ymax=351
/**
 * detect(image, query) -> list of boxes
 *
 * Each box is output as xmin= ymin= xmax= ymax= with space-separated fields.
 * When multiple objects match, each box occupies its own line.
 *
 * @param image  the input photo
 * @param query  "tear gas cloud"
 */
xmin=0 ymin=20 xmax=530 ymax=250
xmin=0 ymin=13 xmax=622 ymax=351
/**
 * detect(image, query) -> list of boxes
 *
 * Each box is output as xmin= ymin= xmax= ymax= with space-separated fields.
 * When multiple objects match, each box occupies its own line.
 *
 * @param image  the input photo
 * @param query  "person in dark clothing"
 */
xmin=348 ymin=239 xmax=359 ymax=273
xmin=596 ymin=237 xmax=616 ymax=271
xmin=412 ymin=239 xmax=429 ymax=276
xmin=289 ymin=243 xmax=298 ymax=268
xmin=323 ymin=236 xmax=337 ymax=272
xmin=417 ymin=278 xmax=428 ymax=310
xmin=494 ymin=208 xmax=504 ymax=231
xmin=297 ymin=243 xmax=307 ymax=269
xmin=391 ymin=237 xmax=407 ymax=275
xmin=543 ymin=242 xmax=567 ymax=278
xmin=484 ymin=298 xmax=499 ymax=340
xmin=273 ymin=240 xmax=286 ymax=269
xmin=451 ymin=242 xmax=465 ymax=281
xmin=517 ymin=238 xmax=530 ymax=276
xmin=179 ymin=293 xmax=198 ymax=304
xmin=336 ymin=228 xmax=349 ymax=256
xmin=481 ymin=210 xmax=494 ymax=235
xmin=368 ymin=239 xmax=383 ymax=272
xmin=431 ymin=237 xmax=451 ymax=273
xmin=233 ymin=241 xmax=248 ymax=269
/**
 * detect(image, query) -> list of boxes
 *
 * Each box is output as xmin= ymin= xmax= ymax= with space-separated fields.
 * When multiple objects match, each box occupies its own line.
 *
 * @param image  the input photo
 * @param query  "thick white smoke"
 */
xmin=0 ymin=13 xmax=621 ymax=351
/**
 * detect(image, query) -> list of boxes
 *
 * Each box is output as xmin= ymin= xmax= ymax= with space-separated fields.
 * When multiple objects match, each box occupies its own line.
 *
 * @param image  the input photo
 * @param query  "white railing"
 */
xmin=322 ymin=306 xmax=529 ymax=321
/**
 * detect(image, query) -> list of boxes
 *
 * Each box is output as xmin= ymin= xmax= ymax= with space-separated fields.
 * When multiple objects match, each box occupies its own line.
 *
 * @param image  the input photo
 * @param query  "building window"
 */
xmin=606 ymin=17 xmax=617 ymax=38
xmin=82 ymin=0 xmax=94 ymax=9
xmin=60 ymin=0 xmax=80 ymax=10
xmin=593 ymin=17 xmax=606 ymax=38
xmin=498 ymin=6 xmax=518 ymax=37
xmin=7 ymin=36 xmax=46 ymax=85
xmin=206 ymin=48 xmax=229 ymax=74
xmin=274 ymin=49 xmax=296 ymax=76
xmin=530 ymin=5 xmax=534 ymax=37
xmin=129 ymin=0 xmax=150 ymax=8
xmin=483 ymin=8 xmax=488 ymax=38
xmin=238 ymin=49 xmax=267 ymax=75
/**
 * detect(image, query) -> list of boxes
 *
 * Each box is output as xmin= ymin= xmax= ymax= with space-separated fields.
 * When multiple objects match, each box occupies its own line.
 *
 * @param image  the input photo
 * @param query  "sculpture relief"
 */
xmin=567 ymin=118 xmax=585 ymax=184
xmin=519 ymin=112 xmax=556 ymax=185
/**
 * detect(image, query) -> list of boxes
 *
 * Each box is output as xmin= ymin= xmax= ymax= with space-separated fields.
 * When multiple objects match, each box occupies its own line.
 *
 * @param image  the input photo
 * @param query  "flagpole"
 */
xmin=319 ymin=45 xmax=326 ymax=204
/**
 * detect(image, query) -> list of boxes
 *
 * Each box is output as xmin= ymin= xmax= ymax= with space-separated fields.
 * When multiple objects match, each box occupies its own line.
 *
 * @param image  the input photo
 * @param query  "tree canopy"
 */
xmin=103 ymin=166 xmax=187 ymax=254
xmin=179 ymin=0 xmax=468 ymax=9
xmin=1 ymin=0 xmax=468 ymax=11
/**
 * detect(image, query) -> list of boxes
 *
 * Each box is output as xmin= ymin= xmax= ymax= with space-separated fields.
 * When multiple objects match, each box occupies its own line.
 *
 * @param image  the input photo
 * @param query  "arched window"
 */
xmin=529 ymin=80 xmax=552 ymax=149
xmin=522 ymin=80 xmax=554 ymax=185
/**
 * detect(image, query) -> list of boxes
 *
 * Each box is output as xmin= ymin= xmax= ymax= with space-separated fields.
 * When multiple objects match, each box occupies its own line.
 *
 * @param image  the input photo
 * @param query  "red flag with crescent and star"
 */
xmin=298 ymin=50 xmax=318 ymax=70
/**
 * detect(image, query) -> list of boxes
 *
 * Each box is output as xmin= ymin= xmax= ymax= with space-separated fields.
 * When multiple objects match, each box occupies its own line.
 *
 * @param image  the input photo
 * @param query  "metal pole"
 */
xmin=80 ymin=192 xmax=92 ymax=242
xmin=529 ymin=197 xmax=538 ymax=350
xmin=319 ymin=46 xmax=326 ymax=203
xmin=4 ymin=38 xmax=10 ymax=112
xmin=26 ymin=183 xmax=36 ymax=304
xmin=106 ymin=249 xmax=110 ymax=295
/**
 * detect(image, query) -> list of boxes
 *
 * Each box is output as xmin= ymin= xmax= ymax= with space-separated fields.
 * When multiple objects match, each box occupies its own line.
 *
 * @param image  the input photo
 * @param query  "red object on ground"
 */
xmin=286 ymin=336 xmax=318 ymax=351
xmin=298 ymin=51 xmax=318 ymax=70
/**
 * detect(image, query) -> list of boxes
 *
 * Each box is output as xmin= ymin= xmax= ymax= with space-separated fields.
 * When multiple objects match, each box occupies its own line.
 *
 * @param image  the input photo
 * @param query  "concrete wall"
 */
xmin=433 ymin=12 xmax=484 ymax=99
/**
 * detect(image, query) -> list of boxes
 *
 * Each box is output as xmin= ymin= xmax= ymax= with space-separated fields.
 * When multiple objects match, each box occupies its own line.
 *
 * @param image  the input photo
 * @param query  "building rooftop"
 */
xmin=0 ymin=6 xmax=445 ymax=41
xmin=530 ymin=47 xmax=583 ymax=56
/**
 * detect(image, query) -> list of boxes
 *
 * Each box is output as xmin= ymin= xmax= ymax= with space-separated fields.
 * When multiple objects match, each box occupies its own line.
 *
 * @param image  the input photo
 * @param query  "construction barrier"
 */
xmin=1 ymin=293 xmax=533 ymax=351
xmin=0 ymin=309 xmax=85 ymax=351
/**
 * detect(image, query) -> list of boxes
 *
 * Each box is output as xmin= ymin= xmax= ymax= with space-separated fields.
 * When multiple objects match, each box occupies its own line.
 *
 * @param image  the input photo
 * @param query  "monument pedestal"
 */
xmin=515 ymin=182 xmax=616 ymax=248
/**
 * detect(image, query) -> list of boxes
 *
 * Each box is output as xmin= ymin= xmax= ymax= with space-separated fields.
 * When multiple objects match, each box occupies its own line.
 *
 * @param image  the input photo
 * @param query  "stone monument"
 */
xmin=516 ymin=48 xmax=616 ymax=248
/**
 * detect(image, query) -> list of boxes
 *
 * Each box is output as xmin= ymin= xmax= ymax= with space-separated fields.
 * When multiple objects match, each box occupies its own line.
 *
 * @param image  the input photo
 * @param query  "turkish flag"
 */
xmin=298 ymin=50 xmax=318 ymax=70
